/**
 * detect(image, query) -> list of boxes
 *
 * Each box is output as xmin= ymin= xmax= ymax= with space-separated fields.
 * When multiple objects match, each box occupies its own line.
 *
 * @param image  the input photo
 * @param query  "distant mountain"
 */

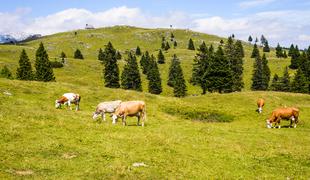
xmin=0 ymin=33 xmax=42 ymax=44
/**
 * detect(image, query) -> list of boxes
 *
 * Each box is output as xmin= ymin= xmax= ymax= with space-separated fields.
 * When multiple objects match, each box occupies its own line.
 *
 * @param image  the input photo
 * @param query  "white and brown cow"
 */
xmin=112 ymin=101 xmax=146 ymax=126
xmin=257 ymin=98 xmax=265 ymax=113
xmin=266 ymin=107 xmax=299 ymax=128
xmin=55 ymin=93 xmax=81 ymax=111
xmin=92 ymin=100 xmax=122 ymax=121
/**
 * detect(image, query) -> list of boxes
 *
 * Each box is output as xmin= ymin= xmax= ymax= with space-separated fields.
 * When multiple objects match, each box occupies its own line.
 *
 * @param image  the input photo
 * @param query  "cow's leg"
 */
xmin=67 ymin=101 xmax=72 ymax=110
xmin=291 ymin=116 xmax=296 ymax=128
xmin=103 ymin=113 xmax=106 ymax=121
xmin=122 ymin=116 xmax=126 ymax=126
xmin=76 ymin=103 xmax=79 ymax=111
xmin=137 ymin=113 xmax=140 ymax=126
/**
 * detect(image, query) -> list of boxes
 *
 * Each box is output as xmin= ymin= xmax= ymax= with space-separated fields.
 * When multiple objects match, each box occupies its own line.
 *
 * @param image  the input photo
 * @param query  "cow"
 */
xmin=266 ymin=107 xmax=299 ymax=128
xmin=112 ymin=101 xmax=146 ymax=126
xmin=55 ymin=93 xmax=81 ymax=111
xmin=257 ymin=98 xmax=265 ymax=113
xmin=92 ymin=100 xmax=122 ymax=121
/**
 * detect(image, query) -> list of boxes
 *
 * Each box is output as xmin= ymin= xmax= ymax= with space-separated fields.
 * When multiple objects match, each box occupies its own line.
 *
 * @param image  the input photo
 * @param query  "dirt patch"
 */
xmin=14 ymin=170 xmax=34 ymax=176
xmin=62 ymin=153 xmax=77 ymax=159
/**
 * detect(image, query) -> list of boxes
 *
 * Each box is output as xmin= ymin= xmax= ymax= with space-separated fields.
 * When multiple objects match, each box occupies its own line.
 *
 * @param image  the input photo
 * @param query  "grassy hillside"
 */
xmin=0 ymin=26 xmax=309 ymax=178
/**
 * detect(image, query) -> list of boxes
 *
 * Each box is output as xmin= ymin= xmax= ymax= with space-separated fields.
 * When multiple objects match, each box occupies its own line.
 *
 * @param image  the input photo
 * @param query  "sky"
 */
xmin=1 ymin=0 xmax=310 ymax=48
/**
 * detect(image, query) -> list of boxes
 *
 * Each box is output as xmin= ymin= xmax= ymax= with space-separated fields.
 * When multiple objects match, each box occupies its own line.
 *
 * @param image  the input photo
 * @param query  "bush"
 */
xmin=50 ymin=61 xmax=64 ymax=68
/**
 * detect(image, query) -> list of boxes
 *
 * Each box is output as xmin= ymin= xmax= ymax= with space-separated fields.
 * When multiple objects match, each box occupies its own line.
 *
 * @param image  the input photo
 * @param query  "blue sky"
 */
xmin=1 ymin=0 xmax=310 ymax=48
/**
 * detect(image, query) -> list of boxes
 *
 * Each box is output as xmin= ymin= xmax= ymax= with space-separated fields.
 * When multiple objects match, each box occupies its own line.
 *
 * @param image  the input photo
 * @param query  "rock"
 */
xmin=132 ymin=162 xmax=147 ymax=167
xmin=3 ymin=91 xmax=12 ymax=96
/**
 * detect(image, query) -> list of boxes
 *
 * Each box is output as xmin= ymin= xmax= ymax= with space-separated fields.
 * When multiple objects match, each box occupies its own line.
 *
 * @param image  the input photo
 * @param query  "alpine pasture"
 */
xmin=0 ymin=26 xmax=310 ymax=179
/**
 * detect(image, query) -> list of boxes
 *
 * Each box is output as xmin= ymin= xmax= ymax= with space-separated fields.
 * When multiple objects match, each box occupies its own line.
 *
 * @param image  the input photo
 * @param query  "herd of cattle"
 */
xmin=55 ymin=93 xmax=300 ymax=128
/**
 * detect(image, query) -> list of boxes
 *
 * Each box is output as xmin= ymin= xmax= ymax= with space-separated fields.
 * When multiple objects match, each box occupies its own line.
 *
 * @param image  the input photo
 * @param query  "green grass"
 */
xmin=0 ymin=26 xmax=309 ymax=178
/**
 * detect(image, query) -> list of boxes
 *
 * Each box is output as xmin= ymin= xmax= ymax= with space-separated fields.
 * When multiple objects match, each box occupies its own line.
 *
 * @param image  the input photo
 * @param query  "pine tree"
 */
xmin=157 ymin=49 xmax=165 ymax=64
xmin=270 ymin=74 xmax=281 ymax=91
xmin=60 ymin=51 xmax=66 ymax=58
xmin=173 ymin=41 xmax=177 ymax=48
xmin=275 ymin=43 xmax=283 ymax=58
xmin=169 ymin=54 xmax=187 ymax=97
xmin=255 ymin=37 xmax=259 ymax=44
xmin=220 ymin=39 xmax=224 ymax=46
xmin=191 ymin=41 xmax=209 ymax=94
xmin=98 ymin=48 xmax=104 ymax=62
xmin=288 ymin=44 xmax=295 ymax=57
xmin=140 ymin=51 xmax=151 ymax=74
xmin=165 ymin=42 xmax=170 ymax=51
xmin=148 ymin=56 xmax=162 ymax=94
xmin=34 ymin=42 xmax=55 ymax=82
xmin=251 ymin=43 xmax=260 ymax=58
xmin=261 ymin=54 xmax=271 ymax=90
xmin=283 ymin=51 xmax=288 ymax=58
xmin=74 ymin=49 xmax=84 ymax=59
xmin=170 ymin=32 xmax=175 ymax=41
xmin=260 ymin=35 xmax=267 ymax=46
xmin=291 ymin=68 xmax=308 ymax=93
xmin=235 ymin=40 xmax=245 ymax=58
xmin=161 ymin=41 xmax=166 ymax=49
xmin=121 ymin=52 xmax=142 ymax=91
xmin=135 ymin=46 xmax=142 ymax=56
xmin=205 ymin=46 xmax=233 ymax=93
xmin=1 ymin=65 xmax=13 ymax=79
xmin=279 ymin=66 xmax=290 ymax=92
xmin=289 ymin=45 xmax=300 ymax=69
xmin=263 ymin=40 xmax=270 ymax=52
xmin=16 ymin=49 xmax=33 ymax=80
xmin=103 ymin=42 xmax=120 ymax=88
xmin=248 ymin=35 xmax=253 ymax=44
xmin=227 ymin=39 xmax=244 ymax=91
xmin=188 ymin=38 xmax=195 ymax=50
xmin=116 ymin=51 xmax=122 ymax=60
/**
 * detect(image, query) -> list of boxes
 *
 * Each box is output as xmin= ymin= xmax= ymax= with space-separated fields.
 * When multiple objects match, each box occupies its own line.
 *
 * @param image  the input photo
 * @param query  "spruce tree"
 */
xmin=157 ymin=49 xmax=165 ymax=64
xmin=116 ymin=51 xmax=122 ymax=60
xmin=261 ymin=54 xmax=271 ymax=90
xmin=173 ymin=41 xmax=177 ymax=48
xmin=248 ymin=35 xmax=253 ymax=44
xmin=289 ymin=45 xmax=300 ymax=69
xmin=255 ymin=37 xmax=259 ymax=44
xmin=74 ymin=49 xmax=84 ymax=59
xmin=170 ymin=54 xmax=187 ymax=97
xmin=103 ymin=42 xmax=120 ymax=88
xmin=16 ymin=49 xmax=33 ymax=80
xmin=280 ymin=66 xmax=291 ymax=92
xmin=140 ymin=51 xmax=151 ymax=74
xmin=161 ymin=41 xmax=166 ymax=49
xmin=235 ymin=40 xmax=245 ymax=58
xmin=275 ymin=43 xmax=283 ymax=58
xmin=251 ymin=53 xmax=264 ymax=90
xmin=283 ymin=51 xmax=288 ymax=58
xmin=148 ymin=56 xmax=162 ymax=94
xmin=263 ymin=40 xmax=270 ymax=52
xmin=98 ymin=48 xmax=104 ymax=62
xmin=188 ymin=38 xmax=195 ymax=50
xmin=34 ymin=42 xmax=55 ymax=82
xmin=121 ymin=52 xmax=142 ymax=91
xmin=170 ymin=32 xmax=175 ymax=41
xmin=165 ymin=42 xmax=170 ymax=51
xmin=135 ymin=46 xmax=142 ymax=56
xmin=260 ymin=35 xmax=267 ymax=46
xmin=205 ymin=46 xmax=233 ymax=93
xmin=288 ymin=44 xmax=295 ymax=57
xmin=270 ymin=74 xmax=281 ymax=91
xmin=1 ymin=65 xmax=13 ymax=79
xmin=291 ymin=68 xmax=308 ymax=93
xmin=220 ymin=39 xmax=224 ymax=46
xmin=191 ymin=41 xmax=209 ymax=94
xmin=60 ymin=51 xmax=66 ymax=58
xmin=251 ymin=43 xmax=260 ymax=58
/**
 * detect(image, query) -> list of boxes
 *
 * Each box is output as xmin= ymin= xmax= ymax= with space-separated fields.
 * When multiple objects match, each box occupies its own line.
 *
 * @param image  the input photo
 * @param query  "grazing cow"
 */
xmin=257 ymin=98 xmax=265 ymax=113
xmin=266 ymin=107 xmax=299 ymax=128
xmin=112 ymin=101 xmax=146 ymax=126
xmin=55 ymin=93 xmax=81 ymax=111
xmin=92 ymin=100 xmax=122 ymax=121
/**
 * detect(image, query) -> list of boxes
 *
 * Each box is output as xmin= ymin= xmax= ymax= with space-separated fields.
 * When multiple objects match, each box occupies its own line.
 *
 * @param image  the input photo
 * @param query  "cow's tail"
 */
xmin=142 ymin=103 xmax=146 ymax=125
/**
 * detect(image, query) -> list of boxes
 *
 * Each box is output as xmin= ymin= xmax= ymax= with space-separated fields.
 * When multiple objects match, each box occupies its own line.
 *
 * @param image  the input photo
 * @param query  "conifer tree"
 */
xmin=170 ymin=32 xmax=175 ymax=41
xmin=161 ymin=41 xmax=166 ymax=49
xmin=191 ymin=41 xmax=209 ymax=94
xmin=157 ymin=49 xmax=165 ymax=64
xmin=270 ymin=74 xmax=281 ymax=91
xmin=121 ymin=52 xmax=142 ymax=91
xmin=1 ymin=65 xmax=13 ymax=79
xmin=251 ymin=43 xmax=260 ymax=58
xmin=280 ymin=66 xmax=290 ymax=92
xmin=288 ymin=44 xmax=295 ymax=57
xmin=169 ymin=54 xmax=187 ymax=97
xmin=260 ymin=35 xmax=267 ymax=46
xmin=283 ymin=51 xmax=288 ymax=58
xmin=188 ymin=38 xmax=195 ymax=50
xmin=220 ymin=39 xmax=224 ymax=46
xmin=275 ymin=43 xmax=283 ymax=58
xmin=248 ymin=35 xmax=253 ymax=44
xmin=261 ymin=54 xmax=271 ymax=90
xmin=103 ymin=41 xmax=120 ymax=88
xmin=263 ymin=40 xmax=270 ymax=52
xmin=235 ymin=40 xmax=245 ymax=58
xmin=173 ymin=41 xmax=177 ymax=48
xmin=289 ymin=45 xmax=300 ymax=69
xmin=135 ymin=46 xmax=142 ymax=56
xmin=116 ymin=51 xmax=122 ymax=60
xmin=291 ymin=68 xmax=308 ymax=93
xmin=74 ymin=49 xmax=84 ymax=59
xmin=251 ymin=53 xmax=263 ymax=90
xmin=98 ymin=48 xmax=104 ymax=62
xmin=16 ymin=49 xmax=33 ymax=80
xmin=34 ymin=42 xmax=55 ymax=81
xmin=140 ymin=51 xmax=151 ymax=74
xmin=60 ymin=51 xmax=66 ymax=58
xmin=255 ymin=37 xmax=259 ymax=44
xmin=205 ymin=46 xmax=233 ymax=93
xmin=165 ymin=42 xmax=170 ymax=51
xmin=148 ymin=56 xmax=162 ymax=94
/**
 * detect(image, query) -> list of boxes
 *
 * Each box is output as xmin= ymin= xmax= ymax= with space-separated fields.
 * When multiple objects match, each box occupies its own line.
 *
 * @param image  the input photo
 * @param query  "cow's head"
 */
xmin=55 ymin=100 xmax=61 ymax=109
xmin=92 ymin=112 xmax=100 ymax=120
xmin=266 ymin=119 xmax=272 ymax=128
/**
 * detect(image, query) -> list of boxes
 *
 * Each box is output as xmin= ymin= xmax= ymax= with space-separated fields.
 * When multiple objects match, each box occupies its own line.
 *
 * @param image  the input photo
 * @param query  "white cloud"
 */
xmin=239 ymin=0 xmax=276 ymax=9
xmin=298 ymin=34 xmax=310 ymax=41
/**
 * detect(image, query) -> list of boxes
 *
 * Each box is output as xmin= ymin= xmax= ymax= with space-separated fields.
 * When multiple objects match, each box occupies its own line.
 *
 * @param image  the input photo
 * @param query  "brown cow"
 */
xmin=257 ymin=98 xmax=265 ymax=113
xmin=266 ymin=107 xmax=299 ymax=128
xmin=112 ymin=101 xmax=146 ymax=126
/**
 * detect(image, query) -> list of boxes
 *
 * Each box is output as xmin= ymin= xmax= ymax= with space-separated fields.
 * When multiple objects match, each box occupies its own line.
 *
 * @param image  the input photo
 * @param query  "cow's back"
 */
xmin=117 ymin=101 xmax=145 ymax=116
